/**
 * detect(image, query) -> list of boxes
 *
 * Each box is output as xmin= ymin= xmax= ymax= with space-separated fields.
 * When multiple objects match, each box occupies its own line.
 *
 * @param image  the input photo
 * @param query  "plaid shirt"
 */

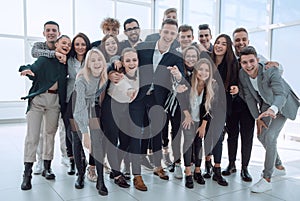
xmin=31 ymin=42 xmax=55 ymax=58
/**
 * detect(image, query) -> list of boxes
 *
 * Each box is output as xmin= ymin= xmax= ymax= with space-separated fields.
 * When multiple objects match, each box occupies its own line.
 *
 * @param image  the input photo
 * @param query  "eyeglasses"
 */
xmin=125 ymin=27 xmax=140 ymax=32
xmin=199 ymin=34 xmax=209 ymax=38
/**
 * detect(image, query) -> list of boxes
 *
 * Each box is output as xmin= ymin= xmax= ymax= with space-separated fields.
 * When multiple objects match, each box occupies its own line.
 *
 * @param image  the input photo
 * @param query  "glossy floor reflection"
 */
xmin=0 ymin=120 xmax=300 ymax=201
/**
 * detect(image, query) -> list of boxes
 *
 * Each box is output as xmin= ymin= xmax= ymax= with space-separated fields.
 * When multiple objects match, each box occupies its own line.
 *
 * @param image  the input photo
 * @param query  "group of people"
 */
xmin=19 ymin=7 xmax=299 ymax=196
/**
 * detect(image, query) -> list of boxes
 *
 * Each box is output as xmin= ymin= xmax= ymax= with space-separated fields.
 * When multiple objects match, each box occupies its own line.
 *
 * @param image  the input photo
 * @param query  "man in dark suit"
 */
xmin=239 ymin=46 xmax=300 ymax=193
xmin=130 ymin=18 xmax=184 ymax=180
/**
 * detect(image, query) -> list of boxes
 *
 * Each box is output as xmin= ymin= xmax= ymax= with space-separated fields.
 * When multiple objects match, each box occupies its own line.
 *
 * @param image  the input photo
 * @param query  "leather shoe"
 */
xmin=21 ymin=175 xmax=32 ymax=190
xmin=75 ymin=175 xmax=84 ymax=189
xmin=42 ymin=169 xmax=56 ymax=180
xmin=134 ymin=175 xmax=148 ymax=191
xmin=185 ymin=175 xmax=194 ymax=188
xmin=153 ymin=167 xmax=169 ymax=180
xmin=241 ymin=168 xmax=252 ymax=182
xmin=114 ymin=175 xmax=130 ymax=188
xmin=221 ymin=163 xmax=236 ymax=176
xmin=96 ymin=180 xmax=108 ymax=196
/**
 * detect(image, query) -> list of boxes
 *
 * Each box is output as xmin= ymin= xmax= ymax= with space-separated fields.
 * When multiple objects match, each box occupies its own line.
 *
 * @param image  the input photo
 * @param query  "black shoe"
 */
xmin=241 ymin=168 xmax=252 ymax=182
xmin=203 ymin=160 xmax=212 ymax=179
xmin=42 ymin=169 xmax=56 ymax=180
xmin=194 ymin=172 xmax=205 ymax=185
xmin=185 ymin=175 xmax=194 ymax=189
xmin=68 ymin=158 xmax=76 ymax=175
xmin=109 ymin=171 xmax=114 ymax=179
xmin=213 ymin=167 xmax=228 ymax=186
xmin=96 ymin=180 xmax=108 ymax=196
xmin=168 ymin=163 xmax=175 ymax=172
xmin=114 ymin=175 xmax=130 ymax=188
xmin=21 ymin=162 xmax=33 ymax=190
xmin=75 ymin=175 xmax=84 ymax=189
xmin=21 ymin=175 xmax=32 ymax=190
xmin=221 ymin=162 xmax=236 ymax=176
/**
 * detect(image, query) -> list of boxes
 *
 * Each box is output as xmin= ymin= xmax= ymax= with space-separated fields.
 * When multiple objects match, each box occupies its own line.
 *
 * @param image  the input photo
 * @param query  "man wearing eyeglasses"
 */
xmin=198 ymin=24 xmax=213 ymax=53
xmin=120 ymin=18 xmax=142 ymax=50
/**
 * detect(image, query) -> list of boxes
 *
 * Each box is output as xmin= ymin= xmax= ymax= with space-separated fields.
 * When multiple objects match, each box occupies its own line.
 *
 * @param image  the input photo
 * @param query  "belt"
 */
xmin=47 ymin=89 xmax=58 ymax=94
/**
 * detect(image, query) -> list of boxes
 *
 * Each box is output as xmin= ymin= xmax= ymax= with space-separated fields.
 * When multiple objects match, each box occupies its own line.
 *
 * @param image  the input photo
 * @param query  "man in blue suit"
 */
xmin=239 ymin=46 xmax=300 ymax=193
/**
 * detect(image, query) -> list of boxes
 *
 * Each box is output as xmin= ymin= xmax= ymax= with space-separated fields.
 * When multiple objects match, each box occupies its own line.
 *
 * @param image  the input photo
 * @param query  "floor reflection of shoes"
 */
xmin=141 ymin=156 xmax=154 ymax=171
xmin=61 ymin=156 xmax=70 ymax=167
xmin=33 ymin=160 xmax=43 ymax=175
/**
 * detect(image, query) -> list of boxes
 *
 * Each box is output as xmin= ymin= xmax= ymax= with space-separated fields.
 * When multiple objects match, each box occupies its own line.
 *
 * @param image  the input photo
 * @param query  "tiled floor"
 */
xmin=1 ymin=120 xmax=300 ymax=201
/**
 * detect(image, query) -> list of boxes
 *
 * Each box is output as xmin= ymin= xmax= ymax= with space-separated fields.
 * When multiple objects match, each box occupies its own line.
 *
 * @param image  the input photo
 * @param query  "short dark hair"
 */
xmin=198 ymin=24 xmax=211 ymax=35
xmin=240 ymin=46 xmax=257 ymax=58
xmin=232 ymin=27 xmax=248 ymax=37
xmin=164 ymin=8 xmax=177 ymax=16
xmin=123 ymin=18 xmax=140 ymax=31
xmin=161 ymin=18 xmax=178 ymax=29
xmin=44 ymin=21 xmax=59 ymax=31
xmin=178 ymin=24 xmax=193 ymax=35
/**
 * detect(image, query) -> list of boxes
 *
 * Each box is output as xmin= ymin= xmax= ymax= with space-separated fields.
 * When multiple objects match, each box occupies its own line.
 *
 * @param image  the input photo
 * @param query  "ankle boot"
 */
xmin=42 ymin=160 xmax=55 ymax=180
xmin=75 ymin=174 xmax=85 ymax=189
xmin=21 ymin=162 xmax=33 ymax=190
xmin=95 ymin=163 xmax=108 ymax=196
xmin=221 ymin=162 xmax=236 ymax=176
xmin=212 ymin=167 xmax=228 ymax=186
xmin=203 ymin=160 xmax=212 ymax=178
xmin=68 ymin=158 xmax=76 ymax=175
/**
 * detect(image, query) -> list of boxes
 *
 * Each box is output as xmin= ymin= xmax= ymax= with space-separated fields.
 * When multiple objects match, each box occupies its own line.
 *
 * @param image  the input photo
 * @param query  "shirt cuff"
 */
xmin=269 ymin=105 xmax=278 ymax=115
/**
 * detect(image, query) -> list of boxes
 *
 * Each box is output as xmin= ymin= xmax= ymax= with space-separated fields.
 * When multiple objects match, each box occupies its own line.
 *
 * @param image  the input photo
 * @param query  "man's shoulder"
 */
xmin=145 ymin=33 xmax=160 ymax=42
xmin=91 ymin=40 xmax=101 ymax=48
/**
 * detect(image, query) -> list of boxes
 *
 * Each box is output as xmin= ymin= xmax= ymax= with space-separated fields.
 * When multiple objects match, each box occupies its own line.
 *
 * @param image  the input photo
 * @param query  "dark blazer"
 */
xmin=239 ymin=63 xmax=300 ymax=120
xmin=135 ymin=41 xmax=184 ymax=106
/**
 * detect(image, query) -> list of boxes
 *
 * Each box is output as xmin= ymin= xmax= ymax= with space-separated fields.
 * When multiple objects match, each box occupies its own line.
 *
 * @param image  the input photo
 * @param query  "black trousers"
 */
xmin=225 ymin=97 xmax=255 ymax=167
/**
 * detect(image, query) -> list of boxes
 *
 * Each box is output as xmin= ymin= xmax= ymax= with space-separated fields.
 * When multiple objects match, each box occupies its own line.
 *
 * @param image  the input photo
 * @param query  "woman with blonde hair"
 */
xmin=181 ymin=57 xmax=216 ymax=188
xmin=72 ymin=48 xmax=109 ymax=195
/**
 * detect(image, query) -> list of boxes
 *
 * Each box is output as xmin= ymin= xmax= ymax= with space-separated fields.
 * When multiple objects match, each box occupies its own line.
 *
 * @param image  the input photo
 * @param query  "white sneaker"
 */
xmin=251 ymin=178 xmax=272 ymax=193
xmin=33 ymin=160 xmax=43 ymax=175
xmin=174 ymin=164 xmax=183 ymax=179
xmin=61 ymin=156 xmax=70 ymax=167
xmin=272 ymin=167 xmax=286 ymax=177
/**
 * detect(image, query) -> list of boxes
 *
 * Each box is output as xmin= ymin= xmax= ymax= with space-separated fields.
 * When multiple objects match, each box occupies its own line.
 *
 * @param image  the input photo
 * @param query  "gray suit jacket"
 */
xmin=239 ymin=63 xmax=300 ymax=120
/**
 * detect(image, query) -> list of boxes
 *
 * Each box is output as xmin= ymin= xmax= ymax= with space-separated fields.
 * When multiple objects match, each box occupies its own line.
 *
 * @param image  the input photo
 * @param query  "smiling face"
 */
xmin=43 ymin=24 xmax=60 ymax=44
xmin=74 ymin=37 xmax=87 ymax=57
xmin=198 ymin=29 xmax=212 ymax=50
xmin=233 ymin=31 xmax=249 ymax=55
xmin=88 ymin=52 xmax=105 ymax=77
xmin=214 ymin=36 xmax=227 ymax=56
xmin=240 ymin=54 xmax=259 ymax=78
xmin=196 ymin=63 xmax=210 ymax=82
xmin=55 ymin=36 xmax=71 ymax=55
xmin=124 ymin=21 xmax=140 ymax=44
xmin=122 ymin=51 xmax=138 ymax=76
xmin=159 ymin=24 xmax=178 ymax=47
xmin=104 ymin=36 xmax=118 ymax=56
xmin=178 ymin=30 xmax=194 ymax=50
xmin=184 ymin=49 xmax=198 ymax=68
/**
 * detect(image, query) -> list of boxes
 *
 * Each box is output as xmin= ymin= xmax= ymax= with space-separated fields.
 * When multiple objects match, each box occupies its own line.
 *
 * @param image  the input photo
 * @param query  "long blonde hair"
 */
xmin=77 ymin=48 xmax=107 ymax=89
xmin=190 ymin=58 xmax=215 ymax=114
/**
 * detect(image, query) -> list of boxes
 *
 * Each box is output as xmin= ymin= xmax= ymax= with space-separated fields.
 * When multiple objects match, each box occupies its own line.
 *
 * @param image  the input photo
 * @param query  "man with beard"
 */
xmin=120 ymin=18 xmax=142 ymax=50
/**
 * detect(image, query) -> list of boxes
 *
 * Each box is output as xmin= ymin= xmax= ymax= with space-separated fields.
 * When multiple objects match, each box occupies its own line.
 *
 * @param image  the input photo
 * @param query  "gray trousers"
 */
xmin=24 ymin=93 xmax=60 ymax=162
xmin=258 ymin=114 xmax=286 ymax=179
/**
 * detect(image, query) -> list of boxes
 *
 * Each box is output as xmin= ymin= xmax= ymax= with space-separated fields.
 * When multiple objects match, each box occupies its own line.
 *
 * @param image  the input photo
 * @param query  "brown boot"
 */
xmin=133 ymin=175 xmax=148 ymax=191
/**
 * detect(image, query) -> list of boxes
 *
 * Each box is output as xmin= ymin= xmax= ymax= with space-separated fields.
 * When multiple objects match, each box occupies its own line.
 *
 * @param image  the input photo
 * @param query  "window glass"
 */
xmin=220 ymin=0 xmax=268 ymax=34
xmin=0 ymin=0 xmax=24 ymax=35
xmin=272 ymin=25 xmax=300 ymax=95
xmin=248 ymin=31 xmax=268 ymax=58
xmin=75 ymin=0 xmax=114 ymax=43
xmin=27 ymin=0 xmax=73 ymax=37
xmin=273 ymin=0 xmax=300 ymax=23
xmin=116 ymin=2 xmax=151 ymax=41
xmin=0 ymin=38 xmax=25 ymax=101
xmin=184 ymin=0 xmax=216 ymax=42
